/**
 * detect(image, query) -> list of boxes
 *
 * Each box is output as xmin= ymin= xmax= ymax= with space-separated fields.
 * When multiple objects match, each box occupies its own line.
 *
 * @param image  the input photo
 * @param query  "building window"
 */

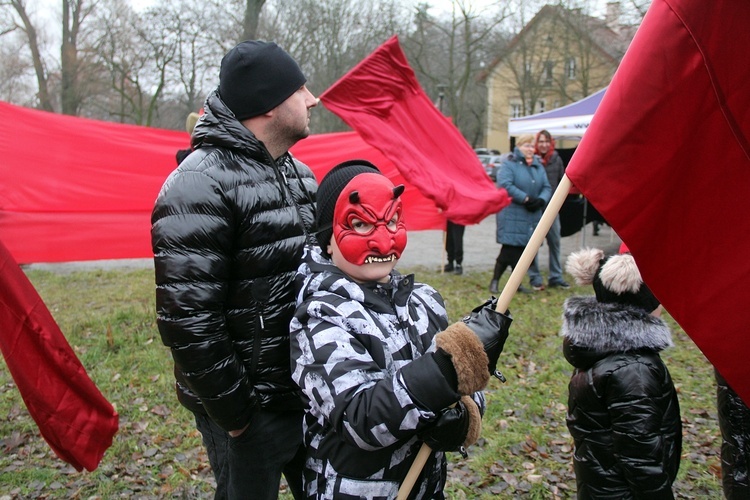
xmin=566 ymin=57 xmax=577 ymax=80
xmin=539 ymin=100 xmax=546 ymax=113
xmin=511 ymin=103 xmax=522 ymax=118
xmin=544 ymin=62 xmax=554 ymax=85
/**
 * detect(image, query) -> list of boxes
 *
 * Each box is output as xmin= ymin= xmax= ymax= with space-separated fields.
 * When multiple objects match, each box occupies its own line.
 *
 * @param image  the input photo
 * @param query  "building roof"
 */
xmin=481 ymin=4 xmax=635 ymax=79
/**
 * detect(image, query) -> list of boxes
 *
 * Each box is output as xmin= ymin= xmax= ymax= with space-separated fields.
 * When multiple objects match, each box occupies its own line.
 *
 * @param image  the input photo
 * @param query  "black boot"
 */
xmin=489 ymin=279 xmax=499 ymax=294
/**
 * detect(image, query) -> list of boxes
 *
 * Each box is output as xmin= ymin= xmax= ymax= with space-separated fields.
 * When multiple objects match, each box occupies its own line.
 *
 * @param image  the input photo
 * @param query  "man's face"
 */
xmin=536 ymin=135 xmax=551 ymax=154
xmin=271 ymin=85 xmax=317 ymax=143
xmin=328 ymin=173 xmax=407 ymax=283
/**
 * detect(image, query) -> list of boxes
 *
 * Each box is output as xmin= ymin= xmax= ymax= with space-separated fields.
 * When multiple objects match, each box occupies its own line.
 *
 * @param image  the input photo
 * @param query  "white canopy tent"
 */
xmin=507 ymin=87 xmax=611 ymax=246
xmin=508 ymin=87 xmax=607 ymax=138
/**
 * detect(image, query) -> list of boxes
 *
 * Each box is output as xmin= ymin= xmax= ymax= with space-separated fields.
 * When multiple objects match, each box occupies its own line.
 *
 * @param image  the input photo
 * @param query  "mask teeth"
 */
xmin=364 ymin=255 xmax=396 ymax=264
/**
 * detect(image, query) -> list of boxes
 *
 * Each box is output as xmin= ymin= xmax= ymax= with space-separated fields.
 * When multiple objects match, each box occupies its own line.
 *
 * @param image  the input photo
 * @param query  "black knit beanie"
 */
xmin=315 ymin=160 xmax=382 ymax=253
xmin=219 ymin=40 xmax=306 ymax=121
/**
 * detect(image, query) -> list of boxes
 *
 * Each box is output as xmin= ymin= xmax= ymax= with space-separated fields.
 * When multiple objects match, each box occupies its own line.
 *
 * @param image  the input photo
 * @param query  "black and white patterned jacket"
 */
xmin=291 ymin=246 xmax=484 ymax=499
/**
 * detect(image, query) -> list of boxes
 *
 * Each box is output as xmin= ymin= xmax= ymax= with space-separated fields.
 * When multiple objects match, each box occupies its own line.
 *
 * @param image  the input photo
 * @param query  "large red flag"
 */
xmin=0 ymin=239 xmax=119 ymax=470
xmin=566 ymin=0 xmax=750 ymax=403
xmin=320 ymin=36 xmax=510 ymax=225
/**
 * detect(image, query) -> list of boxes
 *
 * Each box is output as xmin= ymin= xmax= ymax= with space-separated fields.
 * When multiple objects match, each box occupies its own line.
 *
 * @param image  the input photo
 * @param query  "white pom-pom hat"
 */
xmin=566 ymin=247 xmax=660 ymax=312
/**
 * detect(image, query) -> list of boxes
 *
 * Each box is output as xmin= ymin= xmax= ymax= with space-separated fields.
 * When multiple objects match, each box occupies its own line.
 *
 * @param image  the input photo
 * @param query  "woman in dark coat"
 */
xmin=489 ymin=133 xmax=551 ymax=294
xmin=562 ymin=248 xmax=682 ymax=499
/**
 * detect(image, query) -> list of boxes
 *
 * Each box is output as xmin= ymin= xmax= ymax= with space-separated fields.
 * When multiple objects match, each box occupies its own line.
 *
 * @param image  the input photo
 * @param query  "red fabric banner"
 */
xmin=0 ymin=101 xmax=187 ymax=264
xmin=0 ymin=238 xmax=119 ymax=470
xmin=319 ymin=36 xmax=510 ymax=225
xmin=566 ymin=0 xmax=750 ymax=403
xmin=0 ymin=101 xmax=445 ymax=264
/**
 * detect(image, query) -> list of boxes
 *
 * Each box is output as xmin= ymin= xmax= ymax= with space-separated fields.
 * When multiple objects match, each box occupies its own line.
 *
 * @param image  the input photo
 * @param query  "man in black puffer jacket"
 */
xmin=151 ymin=40 xmax=318 ymax=499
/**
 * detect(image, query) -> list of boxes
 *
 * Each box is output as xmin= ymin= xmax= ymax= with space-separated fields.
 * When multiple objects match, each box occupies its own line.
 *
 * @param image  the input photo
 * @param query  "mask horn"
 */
xmin=349 ymin=191 xmax=360 ymax=204
xmin=393 ymin=185 xmax=405 ymax=199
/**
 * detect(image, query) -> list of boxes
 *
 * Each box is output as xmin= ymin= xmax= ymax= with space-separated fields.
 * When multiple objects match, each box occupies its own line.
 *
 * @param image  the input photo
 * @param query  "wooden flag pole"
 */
xmin=396 ymin=175 xmax=573 ymax=500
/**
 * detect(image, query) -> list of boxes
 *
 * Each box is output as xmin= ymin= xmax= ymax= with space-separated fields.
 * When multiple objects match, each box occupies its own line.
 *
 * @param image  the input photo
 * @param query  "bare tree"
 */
xmin=3 ymin=0 xmax=54 ymax=111
xmin=242 ymin=0 xmax=265 ymax=40
xmin=404 ymin=0 xmax=512 ymax=146
xmin=61 ymin=0 xmax=97 ymax=115
xmin=88 ymin=0 xmax=177 ymax=125
xmin=260 ymin=0 xmax=411 ymax=133
xmin=623 ymin=0 xmax=651 ymax=20
xmin=0 ymin=33 xmax=36 ymax=105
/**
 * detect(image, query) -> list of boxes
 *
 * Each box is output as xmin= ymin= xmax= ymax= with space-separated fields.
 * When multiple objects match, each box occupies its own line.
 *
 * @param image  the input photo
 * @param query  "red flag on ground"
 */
xmin=566 ymin=0 xmax=750 ymax=403
xmin=320 ymin=36 xmax=510 ymax=225
xmin=0 ymin=239 xmax=119 ymax=471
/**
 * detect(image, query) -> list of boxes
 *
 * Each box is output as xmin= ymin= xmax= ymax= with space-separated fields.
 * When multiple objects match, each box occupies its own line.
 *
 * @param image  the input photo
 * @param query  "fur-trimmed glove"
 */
xmin=419 ymin=396 xmax=482 ymax=456
xmin=462 ymin=297 xmax=512 ymax=381
xmin=434 ymin=323 xmax=490 ymax=395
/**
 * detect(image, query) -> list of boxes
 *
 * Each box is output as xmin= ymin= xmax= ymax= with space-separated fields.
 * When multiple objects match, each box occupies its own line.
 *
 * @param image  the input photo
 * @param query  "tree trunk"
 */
xmin=61 ymin=0 xmax=80 ymax=115
xmin=10 ymin=0 xmax=53 ymax=111
xmin=242 ymin=0 xmax=266 ymax=41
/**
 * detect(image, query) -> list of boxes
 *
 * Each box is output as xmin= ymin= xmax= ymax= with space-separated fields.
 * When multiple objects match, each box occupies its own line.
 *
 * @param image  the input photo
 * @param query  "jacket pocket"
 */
xmin=333 ymin=475 xmax=399 ymax=500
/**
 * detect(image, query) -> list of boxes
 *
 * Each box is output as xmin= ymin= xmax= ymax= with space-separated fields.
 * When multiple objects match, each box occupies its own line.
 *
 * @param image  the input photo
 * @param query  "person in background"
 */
xmin=444 ymin=220 xmax=465 ymax=275
xmin=290 ymin=160 xmax=512 ymax=499
xmin=176 ymin=111 xmax=200 ymax=165
xmin=489 ymin=133 xmax=551 ymax=294
xmin=527 ymin=129 xmax=569 ymax=289
xmin=563 ymin=248 xmax=682 ymax=498
xmin=715 ymin=369 xmax=750 ymax=499
xmin=151 ymin=40 xmax=318 ymax=499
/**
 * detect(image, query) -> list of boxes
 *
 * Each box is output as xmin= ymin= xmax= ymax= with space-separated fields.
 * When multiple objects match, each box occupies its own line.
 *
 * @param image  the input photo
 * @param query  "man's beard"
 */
xmin=272 ymin=116 xmax=309 ymax=146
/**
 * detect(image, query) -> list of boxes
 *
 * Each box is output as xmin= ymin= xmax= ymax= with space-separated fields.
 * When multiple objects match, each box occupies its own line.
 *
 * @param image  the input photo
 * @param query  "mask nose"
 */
xmin=368 ymin=224 xmax=393 ymax=254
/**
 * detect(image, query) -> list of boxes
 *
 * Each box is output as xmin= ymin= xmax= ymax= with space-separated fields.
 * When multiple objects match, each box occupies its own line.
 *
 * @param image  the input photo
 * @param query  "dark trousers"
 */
xmin=445 ymin=221 xmax=465 ymax=265
xmin=492 ymin=245 xmax=524 ymax=280
xmin=194 ymin=409 xmax=306 ymax=500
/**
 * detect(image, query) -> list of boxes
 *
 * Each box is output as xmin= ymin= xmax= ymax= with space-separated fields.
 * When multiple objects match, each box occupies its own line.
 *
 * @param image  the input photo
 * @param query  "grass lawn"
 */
xmin=0 ymin=265 xmax=723 ymax=498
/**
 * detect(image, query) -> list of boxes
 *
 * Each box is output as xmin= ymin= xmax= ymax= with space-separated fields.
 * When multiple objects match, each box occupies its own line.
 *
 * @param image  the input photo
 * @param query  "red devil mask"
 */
xmin=332 ymin=173 xmax=407 ymax=266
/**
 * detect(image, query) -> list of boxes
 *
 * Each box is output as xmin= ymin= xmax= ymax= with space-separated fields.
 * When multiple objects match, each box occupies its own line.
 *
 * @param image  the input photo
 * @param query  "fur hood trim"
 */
xmin=561 ymin=296 xmax=672 ymax=352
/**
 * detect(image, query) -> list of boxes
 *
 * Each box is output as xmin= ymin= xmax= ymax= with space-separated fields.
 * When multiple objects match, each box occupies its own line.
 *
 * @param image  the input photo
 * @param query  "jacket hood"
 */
xmin=191 ymin=89 xmax=267 ymax=159
xmin=561 ymin=296 xmax=672 ymax=369
xmin=295 ymin=245 xmax=414 ymax=315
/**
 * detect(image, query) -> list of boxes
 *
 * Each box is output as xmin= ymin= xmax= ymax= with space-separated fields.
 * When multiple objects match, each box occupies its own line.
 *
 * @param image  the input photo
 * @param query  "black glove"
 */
xmin=463 ymin=297 xmax=513 ymax=381
xmin=524 ymin=196 xmax=545 ymax=212
xmin=419 ymin=395 xmax=481 ymax=457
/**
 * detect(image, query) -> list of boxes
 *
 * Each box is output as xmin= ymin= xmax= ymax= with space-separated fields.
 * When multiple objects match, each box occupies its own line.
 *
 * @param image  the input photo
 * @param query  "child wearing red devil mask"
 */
xmin=290 ymin=160 xmax=513 ymax=499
